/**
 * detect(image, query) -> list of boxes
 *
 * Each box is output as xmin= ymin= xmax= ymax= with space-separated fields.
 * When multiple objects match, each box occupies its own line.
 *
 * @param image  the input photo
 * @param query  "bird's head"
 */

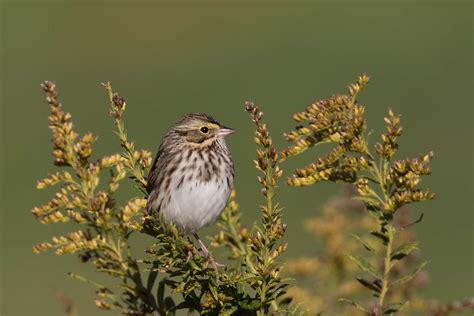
xmin=173 ymin=113 xmax=235 ymax=146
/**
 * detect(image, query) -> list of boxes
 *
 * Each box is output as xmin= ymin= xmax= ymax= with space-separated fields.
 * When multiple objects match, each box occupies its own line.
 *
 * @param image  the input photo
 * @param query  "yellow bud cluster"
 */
xmin=317 ymin=145 xmax=347 ymax=168
xmin=100 ymin=153 xmax=125 ymax=168
xmin=244 ymin=101 xmax=281 ymax=201
xmin=52 ymin=231 xmax=103 ymax=256
xmin=348 ymin=74 xmax=370 ymax=97
xmin=133 ymin=149 xmax=153 ymax=169
xmin=36 ymin=171 xmax=72 ymax=189
xmin=41 ymin=81 xmax=82 ymax=167
xmin=74 ymin=132 xmax=96 ymax=161
xmin=40 ymin=211 xmax=68 ymax=224
xmin=32 ymin=242 xmax=53 ymax=254
xmin=269 ymin=243 xmax=288 ymax=263
xmin=383 ymin=151 xmax=435 ymax=212
xmin=390 ymin=190 xmax=436 ymax=210
xmin=67 ymin=210 xmax=86 ymax=223
xmin=32 ymin=193 xmax=67 ymax=218
xmin=295 ymin=163 xmax=318 ymax=178
xmin=109 ymin=163 xmax=127 ymax=192
xmin=280 ymin=136 xmax=318 ymax=159
xmin=282 ymin=77 xmax=371 ymax=187
xmin=375 ymin=109 xmax=403 ymax=159
xmin=90 ymin=191 xmax=110 ymax=212
xmin=121 ymin=198 xmax=147 ymax=224
xmin=356 ymin=178 xmax=370 ymax=196
xmin=94 ymin=299 xmax=111 ymax=310
xmin=95 ymin=208 xmax=113 ymax=227
xmin=287 ymin=168 xmax=332 ymax=186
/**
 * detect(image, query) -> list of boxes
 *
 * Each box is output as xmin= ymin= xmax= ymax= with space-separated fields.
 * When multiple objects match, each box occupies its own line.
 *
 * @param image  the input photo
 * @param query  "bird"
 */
xmin=146 ymin=113 xmax=235 ymax=266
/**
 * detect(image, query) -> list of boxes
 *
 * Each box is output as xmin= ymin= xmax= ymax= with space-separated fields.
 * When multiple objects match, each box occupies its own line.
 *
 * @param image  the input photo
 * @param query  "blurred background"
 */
xmin=1 ymin=1 xmax=472 ymax=315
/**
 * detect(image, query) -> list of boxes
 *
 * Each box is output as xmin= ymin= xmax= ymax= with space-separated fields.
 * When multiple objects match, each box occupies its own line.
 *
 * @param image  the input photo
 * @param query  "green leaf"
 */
xmin=223 ymin=306 xmax=239 ymax=315
xmin=238 ymin=297 xmax=261 ymax=311
xmin=391 ymin=242 xmax=418 ymax=261
xmin=356 ymin=277 xmax=381 ymax=293
xmin=163 ymin=297 xmax=176 ymax=311
xmin=366 ymin=203 xmax=381 ymax=213
xmin=384 ymin=302 xmax=408 ymax=314
xmin=188 ymin=259 xmax=202 ymax=271
xmin=353 ymin=195 xmax=381 ymax=207
xmin=370 ymin=230 xmax=389 ymax=244
xmin=394 ymin=261 xmax=428 ymax=285
xmin=209 ymin=284 xmax=219 ymax=301
xmin=397 ymin=213 xmax=424 ymax=231
xmin=146 ymin=261 xmax=160 ymax=292
xmin=352 ymin=234 xmax=375 ymax=252
xmin=68 ymin=272 xmax=106 ymax=290
xmin=338 ymin=298 xmax=368 ymax=313
xmin=348 ymin=254 xmax=381 ymax=278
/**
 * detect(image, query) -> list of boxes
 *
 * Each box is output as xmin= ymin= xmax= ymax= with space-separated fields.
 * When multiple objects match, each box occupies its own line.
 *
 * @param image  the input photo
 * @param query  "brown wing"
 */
xmin=146 ymin=146 xmax=164 ymax=194
xmin=146 ymin=144 xmax=170 ymax=214
xmin=147 ymin=132 xmax=180 ymax=214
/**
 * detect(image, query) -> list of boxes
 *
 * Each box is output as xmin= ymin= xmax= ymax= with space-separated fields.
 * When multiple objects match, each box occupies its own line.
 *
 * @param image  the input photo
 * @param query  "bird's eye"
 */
xmin=200 ymin=127 xmax=209 ymax=133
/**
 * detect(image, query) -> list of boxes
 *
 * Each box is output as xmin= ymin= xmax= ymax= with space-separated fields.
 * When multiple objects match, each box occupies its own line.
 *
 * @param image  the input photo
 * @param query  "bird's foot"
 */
xmin=205 ymin=254 xmax=223 ymax=280
xmin=193 ymin=233 xmax=223 ymax=277
xmin=198 ymin=248 xmax=224 ymax=266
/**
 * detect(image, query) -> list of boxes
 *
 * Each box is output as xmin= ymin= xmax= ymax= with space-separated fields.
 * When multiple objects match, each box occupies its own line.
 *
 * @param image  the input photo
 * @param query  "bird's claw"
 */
xmin=195 ymin=247 xmax=222 ymax=277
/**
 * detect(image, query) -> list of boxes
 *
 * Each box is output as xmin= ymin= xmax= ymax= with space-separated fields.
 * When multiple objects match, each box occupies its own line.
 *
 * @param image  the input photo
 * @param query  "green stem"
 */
xmin=104 ymin=83 xmax=147 ymax=190
xmin=366 ymin=146 xmax=394 ymax=312
xmin=259 ymin=157 xmax=278 ymax=315
xmin=378 ymin=224 xmax=394 ymax=309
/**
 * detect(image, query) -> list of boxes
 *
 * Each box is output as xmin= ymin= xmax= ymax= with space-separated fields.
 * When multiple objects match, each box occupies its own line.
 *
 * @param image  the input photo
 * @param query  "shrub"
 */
xmin=32 ymin=77 xmax=472 ymax=315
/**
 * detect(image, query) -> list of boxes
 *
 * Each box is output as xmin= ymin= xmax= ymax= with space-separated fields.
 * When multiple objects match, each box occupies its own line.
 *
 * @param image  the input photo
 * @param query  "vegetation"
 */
xmin=32 ymin=76 xmax=473 ymax=315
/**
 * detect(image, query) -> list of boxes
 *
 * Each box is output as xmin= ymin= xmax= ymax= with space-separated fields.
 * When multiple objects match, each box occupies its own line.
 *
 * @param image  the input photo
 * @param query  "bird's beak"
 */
xmin=217 ymin=127 xmax=236 ymax=137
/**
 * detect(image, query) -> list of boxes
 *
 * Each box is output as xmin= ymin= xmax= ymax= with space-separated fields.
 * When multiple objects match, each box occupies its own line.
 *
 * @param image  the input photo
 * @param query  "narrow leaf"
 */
xmin=338 ymin=298 xmax=368 ymax=312
xmin=366 ymin=203 xmax=381 ymax=213
xmin=68 ymin=272 xmax=105 ymax=290
xmin=356 ymin=277 xmax=381 ymax=293
xmin=164 ymin=297 xmax=176 ymax=311
xmin=348 ymin=254 xmax=381 ymax=278
xmin=238 ymin=298 xmax=261 ymax=311
xmin=384 ymin=302 xmax=408 ymax=315
xmin=352 ymin=234 xmax=375 ymax=252
xmin=394 ymin=261 xmax=428 ymax=285
xmin=391 ymin=242 xmax=418 ymax=261
xmin=370 ymin=230 xmax=389 ymax=244
xmin=398 ymin=213 xmax=424 ymax=230
xmin=146 ymin=261 xmax=160 ymax=292
xmin=353 ymin=195 xmax=380 ymax=204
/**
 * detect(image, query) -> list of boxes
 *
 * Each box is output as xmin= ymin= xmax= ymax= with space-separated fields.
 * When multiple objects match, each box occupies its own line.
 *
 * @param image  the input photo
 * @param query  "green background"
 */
xmin=1 ymin=1 xmax=472 ymax=315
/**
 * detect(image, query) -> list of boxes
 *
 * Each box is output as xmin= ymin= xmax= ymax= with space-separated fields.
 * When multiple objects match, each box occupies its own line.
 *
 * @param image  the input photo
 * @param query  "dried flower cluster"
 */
xmin=282 ymin=75 xmax=369 ymax=186
xmin=281 ymin=75 xmax=437 ymax=315
xmin=34 ymin=81 xmax=155 ymax=313
xmin=244 ymin=102 xmax=288 ymax=315
xmin=33 ymin=82 xmax=293 ymax=315
xmin=32 ymin=77 xmax=472 ymax=316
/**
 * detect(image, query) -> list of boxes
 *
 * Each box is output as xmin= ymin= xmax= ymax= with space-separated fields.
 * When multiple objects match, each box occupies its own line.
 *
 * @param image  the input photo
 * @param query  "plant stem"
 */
xmin=367 ymin=146 xmax=394 ymax=312
xmin=104 ymin=83 xmax=147 ymax=190
xmin=378 ymin=223 xmax=394 ymax=310
xmin=258 ymin=163 xmax=273 ymax=316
